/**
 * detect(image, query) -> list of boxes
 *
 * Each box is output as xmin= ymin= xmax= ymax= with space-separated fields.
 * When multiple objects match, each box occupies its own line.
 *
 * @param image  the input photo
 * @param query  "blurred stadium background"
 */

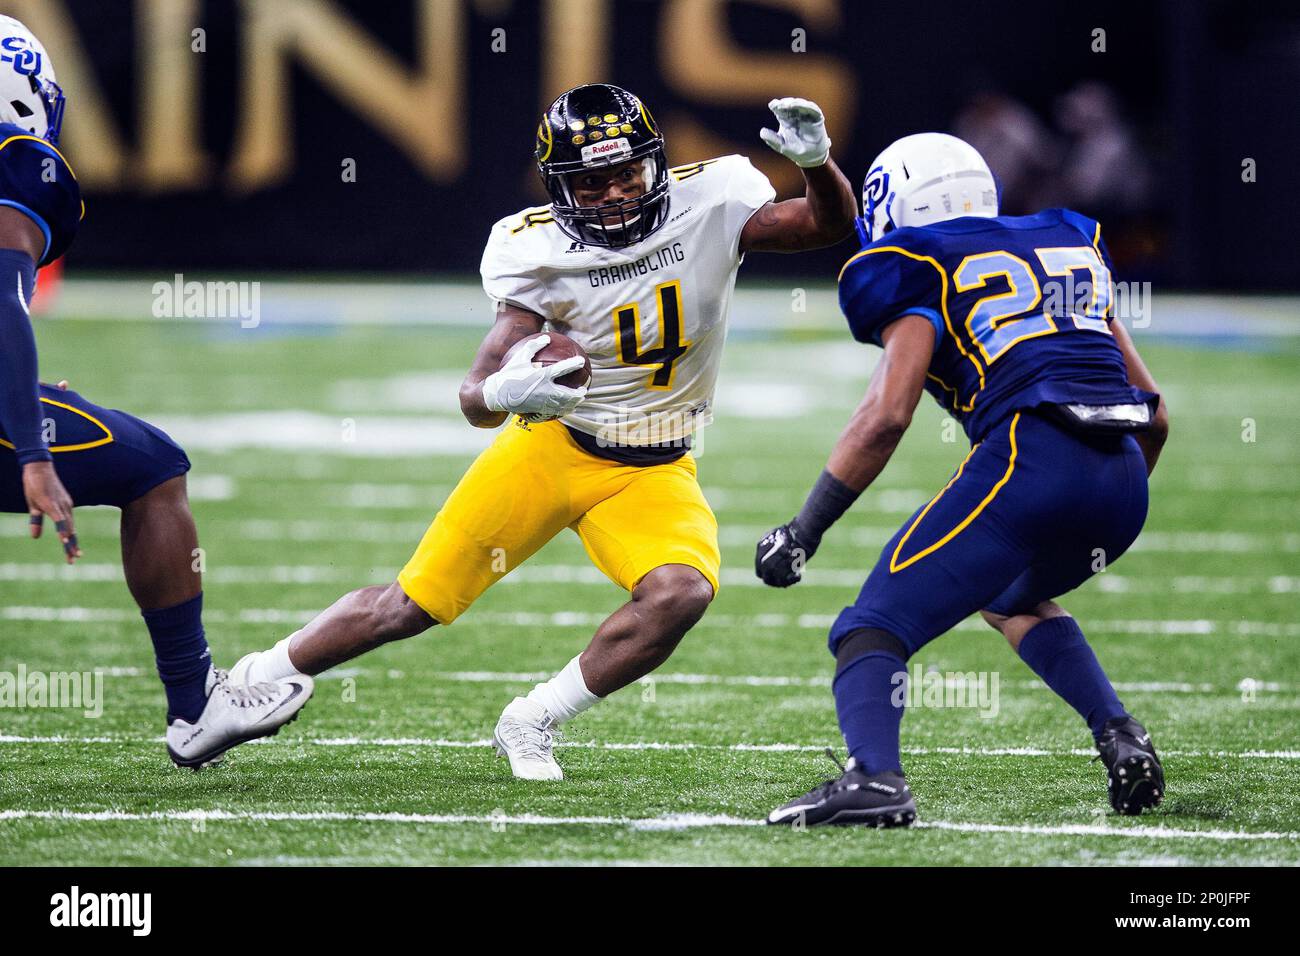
xmin=2 ymin=0 xmax=1298 ymax=865
xmin=17 ymin=0 xmax=1300 ymax=287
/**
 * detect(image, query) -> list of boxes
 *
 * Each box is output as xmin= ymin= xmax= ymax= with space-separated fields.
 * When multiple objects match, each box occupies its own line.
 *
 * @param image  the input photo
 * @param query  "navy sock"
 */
xmin=142 ymin=593 xmax=212 ymax=723
xmin=833 ymin=651 xmax=906 ymax=774
xmin=1017 ymin=616 xmax=1126 ymax=737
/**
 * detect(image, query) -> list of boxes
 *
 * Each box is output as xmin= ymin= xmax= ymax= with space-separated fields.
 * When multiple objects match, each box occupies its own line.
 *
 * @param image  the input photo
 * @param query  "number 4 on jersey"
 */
xmin=613 ymin=279 xmax=691 ymax=389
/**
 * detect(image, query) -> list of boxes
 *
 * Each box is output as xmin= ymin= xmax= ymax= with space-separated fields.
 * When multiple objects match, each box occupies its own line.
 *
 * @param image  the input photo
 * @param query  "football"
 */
xmin=512 ymin=330 xmax=592 ymax=389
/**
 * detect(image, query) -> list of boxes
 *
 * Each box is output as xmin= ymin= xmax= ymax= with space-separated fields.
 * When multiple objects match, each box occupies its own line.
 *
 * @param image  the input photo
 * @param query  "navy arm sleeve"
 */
xmin=0 ymin=249 xmax=47 ymax=464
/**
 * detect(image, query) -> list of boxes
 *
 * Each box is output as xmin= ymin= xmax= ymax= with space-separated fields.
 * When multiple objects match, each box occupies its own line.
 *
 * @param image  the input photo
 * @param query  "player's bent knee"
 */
xmin=834 ymin=627 xmax=910 ymax=677
xmin=1032 ymin=601 xmax=1069 ymax=621
xmin=984 ymin=602 xmax=1070 ymax=651
xmin=980 ymin=609 xmax=1010 ymax=634
xmin=635 ymin=564 xmax=714 ymax=635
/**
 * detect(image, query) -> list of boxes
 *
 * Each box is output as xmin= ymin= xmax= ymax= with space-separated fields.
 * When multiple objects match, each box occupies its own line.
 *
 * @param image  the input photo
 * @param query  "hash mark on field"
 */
xmin=3 ymin=734 xmax=1297 ymax=760
xmin=0 ymin=808 xmax=1294 ymax=842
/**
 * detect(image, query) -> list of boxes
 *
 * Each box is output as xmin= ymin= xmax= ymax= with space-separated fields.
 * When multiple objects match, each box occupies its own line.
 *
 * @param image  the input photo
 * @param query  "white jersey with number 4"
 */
xmin=480 ymin=154 xmax=776 ymax=445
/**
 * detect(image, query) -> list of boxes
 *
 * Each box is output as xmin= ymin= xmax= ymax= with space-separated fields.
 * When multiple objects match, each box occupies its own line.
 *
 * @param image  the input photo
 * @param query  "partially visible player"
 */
xmin=0 ymin=16 xmax=312 ymax=767
xmin=231 ymin=84 xmax=858 ymax=780
xmin=756 ymin=133 xmax=1169 ymax=826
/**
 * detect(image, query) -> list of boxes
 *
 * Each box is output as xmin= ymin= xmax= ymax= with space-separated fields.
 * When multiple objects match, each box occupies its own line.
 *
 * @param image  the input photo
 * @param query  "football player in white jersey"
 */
xmin=232 ymin=83 xmax=856 ymax=779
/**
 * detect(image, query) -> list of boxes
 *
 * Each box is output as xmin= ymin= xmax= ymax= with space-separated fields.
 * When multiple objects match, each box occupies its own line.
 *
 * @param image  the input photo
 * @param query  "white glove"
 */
xmin=759 ymin=97 xmax=831 ymax=168
xmin=482 ymin=334 xmax=588 ymax=421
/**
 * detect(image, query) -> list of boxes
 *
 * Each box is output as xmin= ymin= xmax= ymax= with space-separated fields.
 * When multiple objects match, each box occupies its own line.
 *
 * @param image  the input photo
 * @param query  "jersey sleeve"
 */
xmin=715 ymin=154 xmax=776 ymax=257
xmin=0 ymin=127 xmax=82 ymax=266
xmin=479 ymin=217 xmax=550 ymax=318
xmin=837 ymin=242 xmax=947 ymax=348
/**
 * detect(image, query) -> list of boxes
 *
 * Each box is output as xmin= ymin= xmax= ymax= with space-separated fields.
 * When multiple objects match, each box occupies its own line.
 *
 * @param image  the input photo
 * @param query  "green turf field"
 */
xmin=2 ymin=304 xmax=1298 ymax=866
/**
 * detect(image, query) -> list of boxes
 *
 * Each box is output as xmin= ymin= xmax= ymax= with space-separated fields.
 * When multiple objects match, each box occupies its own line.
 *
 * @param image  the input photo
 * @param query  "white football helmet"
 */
xmin=0 ymin=15 xmax=65 ymax=144
xmin=856 ymin=132 xmax=998 ymax=244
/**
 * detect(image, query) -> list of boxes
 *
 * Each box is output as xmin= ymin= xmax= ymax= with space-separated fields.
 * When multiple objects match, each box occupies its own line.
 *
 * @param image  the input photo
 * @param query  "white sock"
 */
xmin=248 ymin=633 xmax=302 ymax=683
xmin=526 ymin=654 xmax=600 ymax=724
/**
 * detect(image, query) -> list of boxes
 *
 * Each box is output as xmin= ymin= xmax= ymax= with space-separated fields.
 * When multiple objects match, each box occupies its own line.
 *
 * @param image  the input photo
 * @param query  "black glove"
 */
xmin=755 ymin=521 xmax=818 ymax=588
xmin=757 ymin=471 xmax=859 ymax=587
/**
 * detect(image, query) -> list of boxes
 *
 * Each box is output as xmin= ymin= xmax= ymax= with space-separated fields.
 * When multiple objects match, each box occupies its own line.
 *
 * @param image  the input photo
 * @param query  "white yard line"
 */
xmin=0 ymin=807 xmax=1294 ymax=841
xmin=910 ymin=821 xmax=1299 ymax=842
xmin=2 ymin=734 xmax=1296 ymax=760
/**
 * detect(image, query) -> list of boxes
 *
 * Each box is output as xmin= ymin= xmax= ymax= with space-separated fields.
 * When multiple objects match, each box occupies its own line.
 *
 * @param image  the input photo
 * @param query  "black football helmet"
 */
xmin=535 ymin=83 xmax=669 ymax=248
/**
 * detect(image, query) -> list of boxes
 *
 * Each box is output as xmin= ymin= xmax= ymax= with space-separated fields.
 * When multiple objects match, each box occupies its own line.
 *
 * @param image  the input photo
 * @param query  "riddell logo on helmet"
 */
xmin=581 ymin=137 xmax=631 ymax=162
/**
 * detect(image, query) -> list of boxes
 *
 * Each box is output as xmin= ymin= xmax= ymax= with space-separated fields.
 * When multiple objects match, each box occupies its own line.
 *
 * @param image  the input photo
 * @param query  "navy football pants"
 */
xmin=829 ymin=410 xmax=1149 ymax=657
xmin=0 ymin=385 xmax=190 ymax=512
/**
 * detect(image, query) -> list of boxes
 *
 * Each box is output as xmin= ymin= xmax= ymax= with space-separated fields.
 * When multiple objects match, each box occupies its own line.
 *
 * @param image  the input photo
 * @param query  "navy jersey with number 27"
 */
xmin=838 ymin=208 xmax=1155 ymax=442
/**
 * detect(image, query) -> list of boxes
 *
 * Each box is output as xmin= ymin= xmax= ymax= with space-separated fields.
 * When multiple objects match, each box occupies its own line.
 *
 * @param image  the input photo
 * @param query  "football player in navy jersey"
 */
xmin=0 ymin=16 xmax=311 ymax=767
xmin=756 ymin=133 xmax=1169 ymax=826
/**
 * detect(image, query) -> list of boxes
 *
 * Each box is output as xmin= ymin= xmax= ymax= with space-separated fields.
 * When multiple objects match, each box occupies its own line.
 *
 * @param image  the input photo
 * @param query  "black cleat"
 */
xmin=1095 ymin=715 xmax=1165 ymax=815
xmin=767 ymin=750 xmax=916 ymax=828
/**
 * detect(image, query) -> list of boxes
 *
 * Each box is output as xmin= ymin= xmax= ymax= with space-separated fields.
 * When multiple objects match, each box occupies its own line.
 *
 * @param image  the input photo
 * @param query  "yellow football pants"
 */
xmin=397 ymin=418 xmax=720 ymax=624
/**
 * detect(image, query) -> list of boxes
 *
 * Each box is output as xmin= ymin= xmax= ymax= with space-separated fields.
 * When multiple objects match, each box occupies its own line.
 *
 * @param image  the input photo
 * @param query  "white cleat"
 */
xmin=165 ymin=668 xmax=314 ymax=770
xmin=493 ymin=696 xmax=563 ymax=781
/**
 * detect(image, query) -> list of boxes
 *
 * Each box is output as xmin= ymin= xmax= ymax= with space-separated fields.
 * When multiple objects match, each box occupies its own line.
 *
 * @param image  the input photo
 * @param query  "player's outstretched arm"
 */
xmin=756 ymin=314 xmax=932 ymax=586
xmin=741 ymin=97 xmax=857 ymax=254
xmin=1111 ymin=320 xmax=1169 ymax=475
xmin=459 ymin=303 xmax=546 ymax=427
xmin=0 ymin=207 xmax=80 ymax=563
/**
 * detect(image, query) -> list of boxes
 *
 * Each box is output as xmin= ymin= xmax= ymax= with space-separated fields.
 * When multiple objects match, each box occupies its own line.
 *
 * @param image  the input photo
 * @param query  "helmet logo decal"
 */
xmin=863 ymin=166 xmax=889 ymax=212
xmin=536 ymin=117 xmax=554 ymax=162
xmin=0 ymin=36 xmax=42 ymax=77
xmin=862 ymin=165 xmax=892 ymax=241
xmin=637 ymin=99 xmax=658 ymax=137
